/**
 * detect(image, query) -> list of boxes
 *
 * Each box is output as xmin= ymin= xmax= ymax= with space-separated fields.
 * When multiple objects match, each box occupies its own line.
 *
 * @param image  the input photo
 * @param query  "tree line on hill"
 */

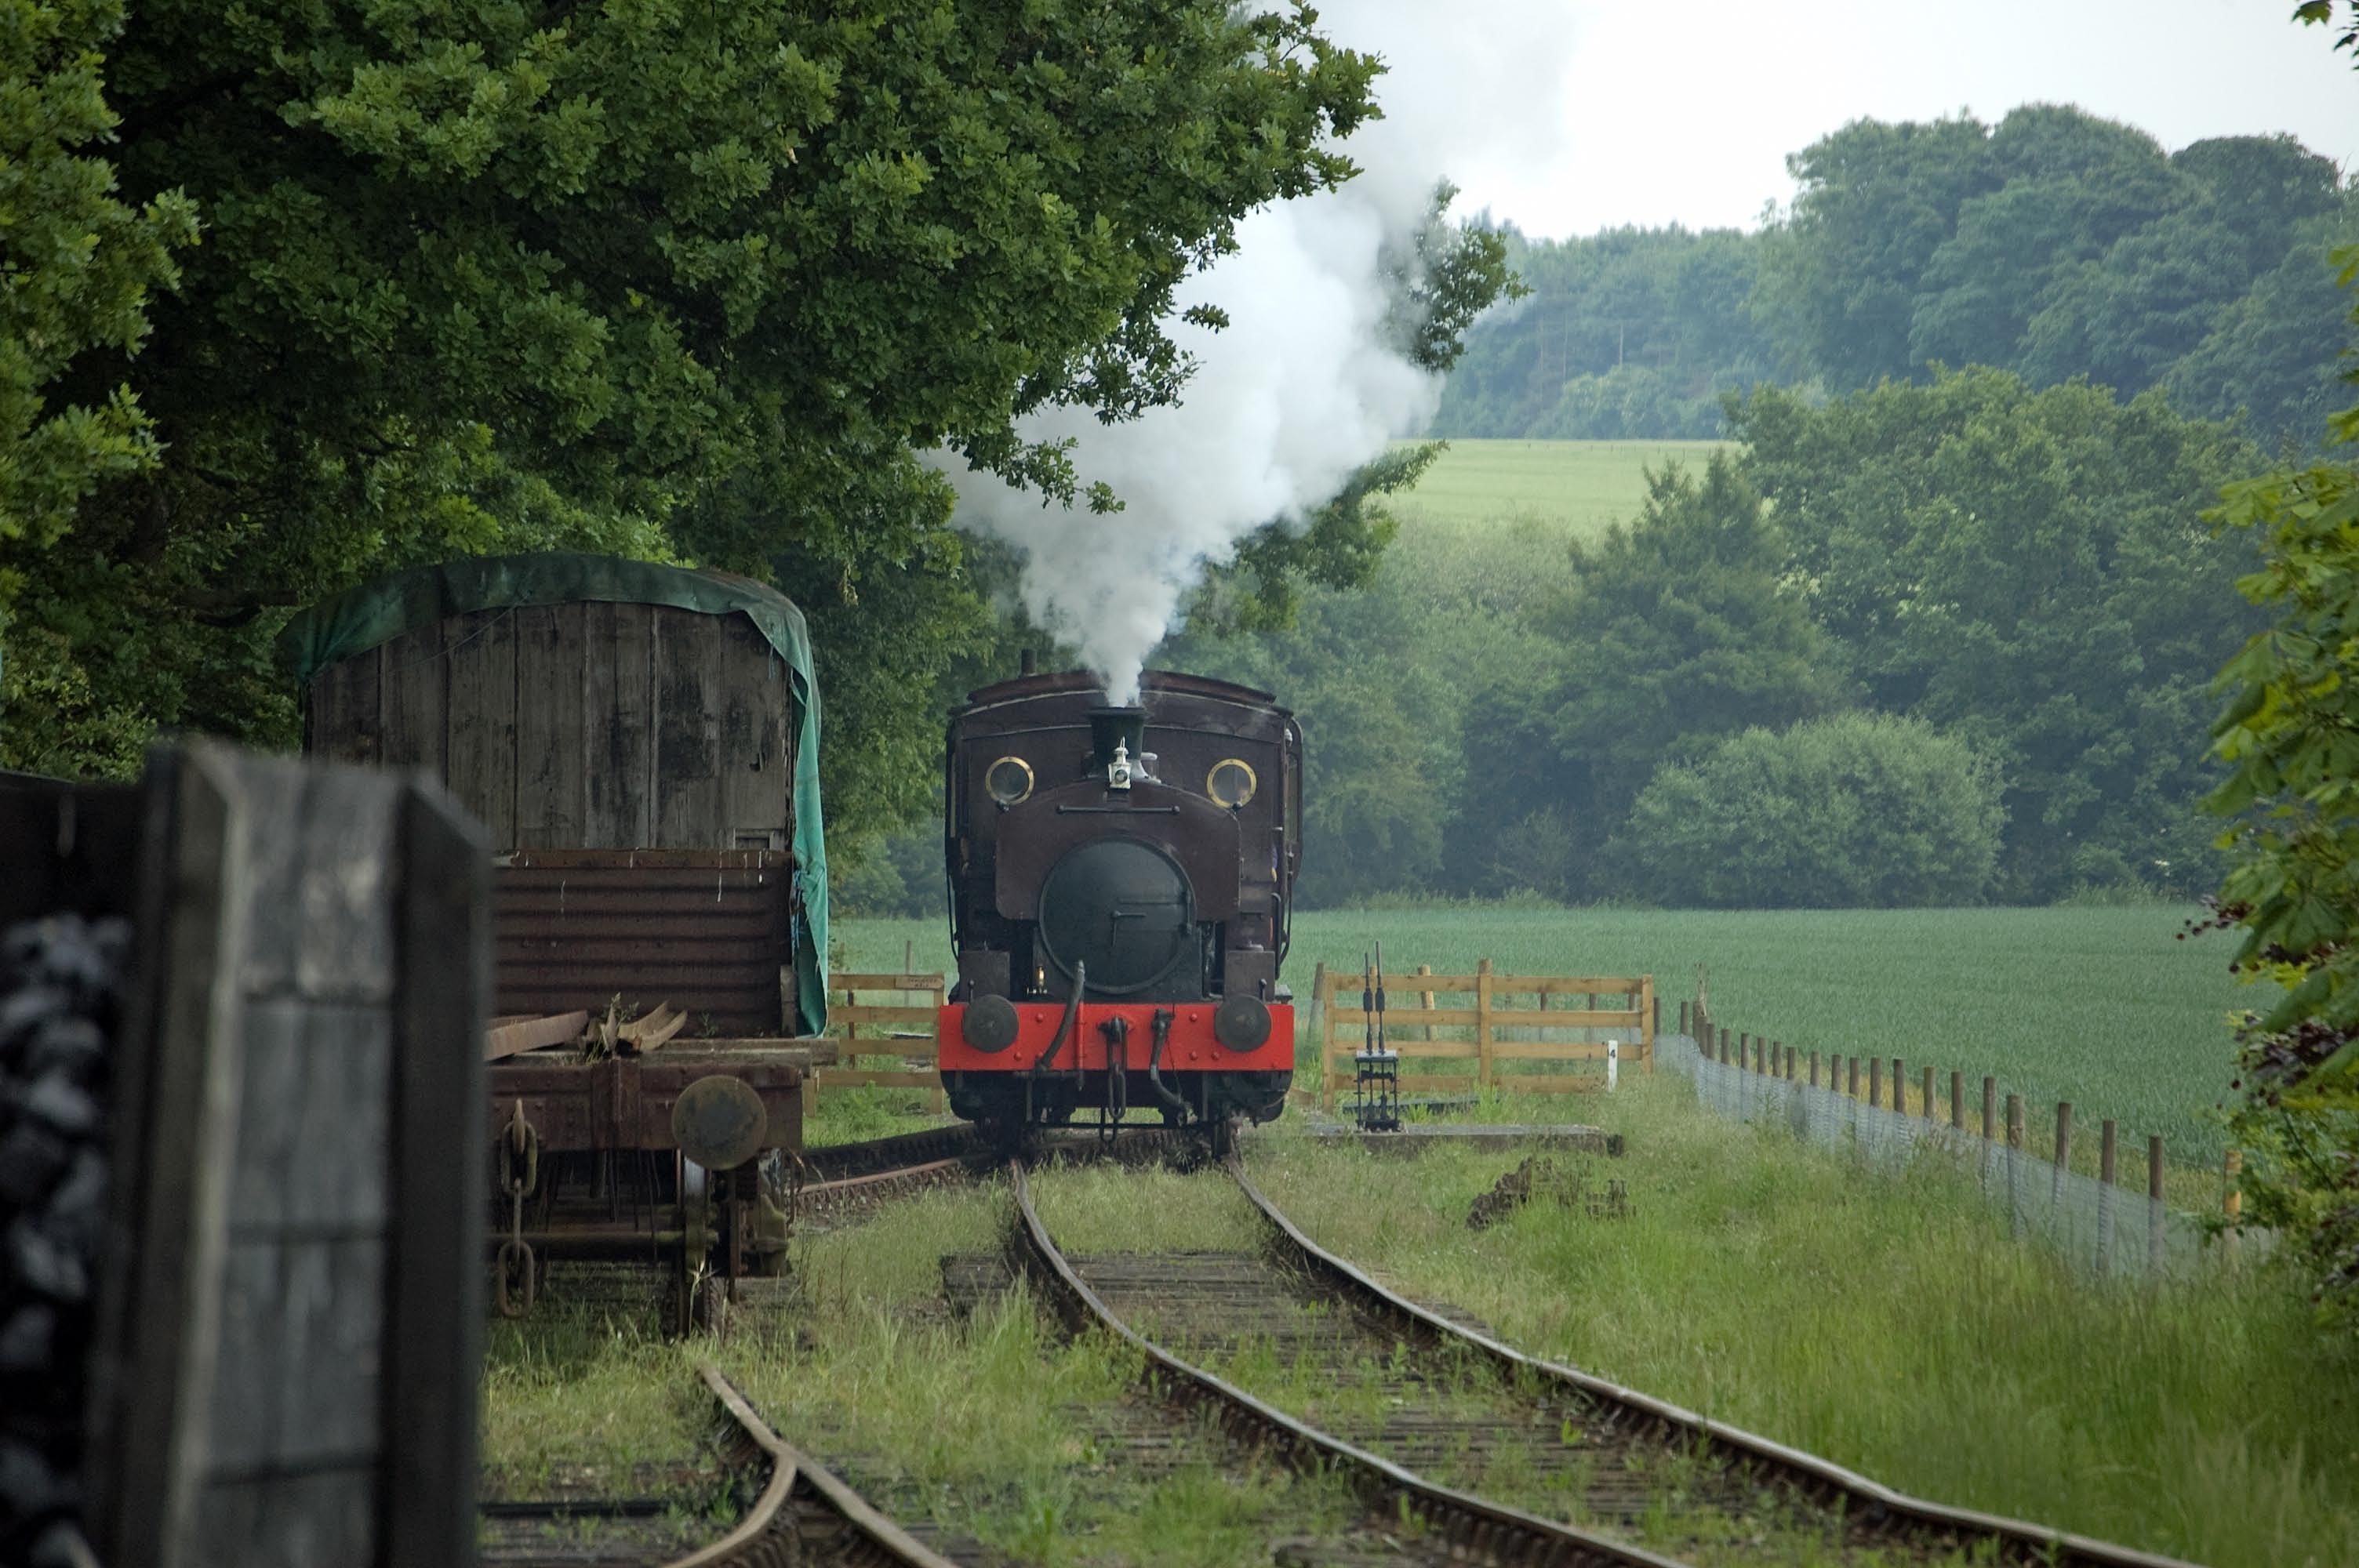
xmin=1434 ymin=105 xmax=2357 ymax=450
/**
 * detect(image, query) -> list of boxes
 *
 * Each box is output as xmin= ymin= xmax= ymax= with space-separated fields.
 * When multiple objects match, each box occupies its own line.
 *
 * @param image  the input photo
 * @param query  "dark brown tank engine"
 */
xmin=936 ymin=669 xmax=1301 ymax=1127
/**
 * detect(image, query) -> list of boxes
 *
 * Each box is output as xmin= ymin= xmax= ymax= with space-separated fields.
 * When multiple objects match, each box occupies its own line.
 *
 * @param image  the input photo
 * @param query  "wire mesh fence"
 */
xmin=1659 ymin=1033 xmax=2220 ymax=1279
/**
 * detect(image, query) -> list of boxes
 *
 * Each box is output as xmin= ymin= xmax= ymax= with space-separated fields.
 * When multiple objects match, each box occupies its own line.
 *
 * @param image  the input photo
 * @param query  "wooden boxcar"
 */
xmin=281 ymin=553 xmax=831 ymax=1316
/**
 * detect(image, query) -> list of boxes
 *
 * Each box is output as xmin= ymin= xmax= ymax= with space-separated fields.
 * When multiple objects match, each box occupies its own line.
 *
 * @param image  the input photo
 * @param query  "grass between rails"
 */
xmin=1385 ymin=437 xmax=1726 ymax=535
xmin=1243 ymin=1081 xmax=2359 ymax=1568
xmin=721 ymin=1176 xmax=1370 ymax=1565
xmin=834 ymin=906 xmax=2252 ymax=1166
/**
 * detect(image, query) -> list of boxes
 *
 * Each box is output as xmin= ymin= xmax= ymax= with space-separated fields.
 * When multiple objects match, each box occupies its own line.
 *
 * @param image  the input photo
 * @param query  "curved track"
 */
xmin=1010 ymin=1158 xmax=1689 ymax=1568
xmin=669 ymin=1362 xmax=961 ymax=1568
xmin=1222 ymin=1147 xmax=2197 ymax=1568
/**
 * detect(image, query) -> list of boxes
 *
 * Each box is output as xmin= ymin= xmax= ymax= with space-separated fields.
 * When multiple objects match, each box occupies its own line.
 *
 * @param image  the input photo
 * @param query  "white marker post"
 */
xmin=1606 ymin=1038 xmax=1619 ymax=1092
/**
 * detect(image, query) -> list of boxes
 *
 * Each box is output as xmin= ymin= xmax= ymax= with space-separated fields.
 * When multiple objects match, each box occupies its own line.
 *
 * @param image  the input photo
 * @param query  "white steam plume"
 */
xmin=940 ymin=3 xmax=1573 ymax=704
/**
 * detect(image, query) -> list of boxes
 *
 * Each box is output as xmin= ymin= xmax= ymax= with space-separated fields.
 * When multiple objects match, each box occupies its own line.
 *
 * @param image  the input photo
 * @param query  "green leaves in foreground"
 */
xmin=2205 ymin=244 xmax=2359 ymax=1323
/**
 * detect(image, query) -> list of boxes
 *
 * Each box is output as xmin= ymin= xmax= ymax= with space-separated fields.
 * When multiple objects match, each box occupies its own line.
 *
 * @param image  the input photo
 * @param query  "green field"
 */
xmin=834 ymin=905 xmax=2254 ymax=1163
xmin=1387 ymin=437 xmax=1725 ymax=534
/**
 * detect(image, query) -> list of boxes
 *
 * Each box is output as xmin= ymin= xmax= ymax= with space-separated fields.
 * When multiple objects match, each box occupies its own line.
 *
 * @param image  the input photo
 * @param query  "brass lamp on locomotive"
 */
xmin=938 ymin=669 xmax=1300 ymax=1127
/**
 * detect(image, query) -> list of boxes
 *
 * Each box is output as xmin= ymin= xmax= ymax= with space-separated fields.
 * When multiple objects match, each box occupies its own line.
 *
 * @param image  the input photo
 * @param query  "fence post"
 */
xmin=1808 ymin=1050 xmax=1820 ymax=1087
xmin=1720 ymin=1026 xmax=1731 ymax=1065
xmin=2098 ymin=1119 xmax=2118 ymax=1275
xmin=1891 ymin=1057 xmax=1903 ymax=1114
xmin=1740 ymin=1031 xmax=1752 ymax=1071
xmin=2005 ymin=1094 xmax=2026 ymax=1240
xmin=1304 ymin=960 xmax=1327 ymax=1108
xmin=1921 ymin=1066 xmax=1935 ymax=1124
xmin=1847 ymin=1054 xmax=1859 ymax=1098
xmin=1869 ymin=1055 xmax=1882 ymax=1111
xmin=2052 ymin=1102 xmax=2074 ymax=1206
xmin=2148 ymin=1135 xmax=2166 ymax=1277
xmin=1781 ymin=1043 xmax=1792 ymax=1080
xmin=1475 ymin=957 xmax=1495 ymax=1089
xmin=1642 ymin=976 xmax=1656 ymax=1073
xmin=1982 ymin=1077 xmax=1996 ymax=1142
xmin=1417 ymin=964 xmax=1435 ymax=1044
xmin=2223 ymin=1148 xmax=2243 ymax=1263
xmin=1949 ymin=1070 xmax=1963 ymax=1131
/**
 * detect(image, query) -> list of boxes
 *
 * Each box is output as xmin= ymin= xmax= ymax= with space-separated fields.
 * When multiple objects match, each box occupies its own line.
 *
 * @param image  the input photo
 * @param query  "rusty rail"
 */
xmin=673 ymin=1361 xmax=957 ymax=1568
xmin=1225 ymin=1149 xmax=2199 ymax=1568
xmin=1007 ymin=1159 xmax=1687 ymax=1568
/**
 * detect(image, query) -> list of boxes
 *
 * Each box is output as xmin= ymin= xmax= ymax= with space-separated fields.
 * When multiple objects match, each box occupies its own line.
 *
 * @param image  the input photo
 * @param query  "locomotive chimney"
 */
xmin=1087 ymin=706 xmax=1147 ymax=781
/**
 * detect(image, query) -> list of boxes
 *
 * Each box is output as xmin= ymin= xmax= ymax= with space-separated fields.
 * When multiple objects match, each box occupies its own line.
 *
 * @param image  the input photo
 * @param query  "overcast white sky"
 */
xmin=1392 ymin=1 xmax=2359 ymax=239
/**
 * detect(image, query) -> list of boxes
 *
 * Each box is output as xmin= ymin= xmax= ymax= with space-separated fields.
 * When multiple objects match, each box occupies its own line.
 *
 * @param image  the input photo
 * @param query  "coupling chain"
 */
xmin=496 ymin=1101 xmax=541 ymax=1318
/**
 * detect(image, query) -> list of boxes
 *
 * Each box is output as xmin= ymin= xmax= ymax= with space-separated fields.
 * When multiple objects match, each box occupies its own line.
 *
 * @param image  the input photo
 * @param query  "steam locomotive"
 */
xmin=936 ymin=669 xmax=1301 ymax=1127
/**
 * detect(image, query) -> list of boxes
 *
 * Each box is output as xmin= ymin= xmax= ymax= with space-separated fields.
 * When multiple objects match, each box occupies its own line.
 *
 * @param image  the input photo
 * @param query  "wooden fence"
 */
xmin=1306 ymin=960 xmax=1654 ymax=1106
xmin=813 ymin=970 xmax=947 ymax=1112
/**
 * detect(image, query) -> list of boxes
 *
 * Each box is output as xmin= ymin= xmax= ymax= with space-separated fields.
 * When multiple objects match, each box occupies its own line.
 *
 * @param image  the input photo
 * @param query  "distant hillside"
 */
xmin=1436 ymin=105 xmax=2357 ymax=450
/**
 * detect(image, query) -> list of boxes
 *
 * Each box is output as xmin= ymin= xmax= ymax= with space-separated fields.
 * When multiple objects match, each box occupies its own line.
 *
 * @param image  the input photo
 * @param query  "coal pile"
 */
xmin=2 ymin=914 xmax=129 ymax=1568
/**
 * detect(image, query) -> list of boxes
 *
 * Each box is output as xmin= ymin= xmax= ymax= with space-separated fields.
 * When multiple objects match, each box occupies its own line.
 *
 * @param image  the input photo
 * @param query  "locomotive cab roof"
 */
xmin=958 ymin=667 xmax=1285 ymax=715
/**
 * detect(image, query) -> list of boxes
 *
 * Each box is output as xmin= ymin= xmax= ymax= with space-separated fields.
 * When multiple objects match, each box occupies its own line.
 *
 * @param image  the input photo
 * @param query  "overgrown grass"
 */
xmin=1386 ymin=437 xmax=1726 ymax=535
xmin=722 ymin=1174 xmax=1366 ymax=1564
xmin=479 ymin=1296 xmax=708 ymax=1499
xmin=837 ymin=906 xmax=2251 ymax=1163
xmin=1244 ymin=1080 xmax=2359 ymax=1568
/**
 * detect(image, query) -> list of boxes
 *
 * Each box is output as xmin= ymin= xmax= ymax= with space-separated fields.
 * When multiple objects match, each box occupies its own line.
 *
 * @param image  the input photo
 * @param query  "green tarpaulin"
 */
xmin=279 ymin=552 xmax=830 ymax=1033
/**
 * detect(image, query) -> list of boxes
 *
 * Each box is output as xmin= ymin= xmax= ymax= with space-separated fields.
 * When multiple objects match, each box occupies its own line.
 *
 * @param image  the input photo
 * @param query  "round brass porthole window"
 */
xmin=985 ymin=756 xmax=1034 ymax=807
xmin=1207 ymin=757 xmax=1258 ymax=809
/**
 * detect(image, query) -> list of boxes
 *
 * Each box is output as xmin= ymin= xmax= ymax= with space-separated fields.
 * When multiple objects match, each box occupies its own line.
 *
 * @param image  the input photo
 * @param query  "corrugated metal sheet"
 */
xmin=493 ymin=849 xmax=796 ymax=1034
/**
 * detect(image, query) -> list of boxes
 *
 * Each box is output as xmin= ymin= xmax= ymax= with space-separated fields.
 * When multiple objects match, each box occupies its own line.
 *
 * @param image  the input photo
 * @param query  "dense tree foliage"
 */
xmin=2204 ymin=0 xmax=2359 ymax=1311
xmin=1448 ymin=456 xmax=1848 ymax=898
xmin=1610 ymin=713 xmax=2005 ymax=909
xmin=1737 ymin=371 xmax=2264 ymax=900
xmin=0 ymin=0 xmax=1395 ymax=795
xmin=0 ymin=0 xmax=197 ymax=772
xmin=1430 ymin=225 xmax=1769 ymax=440
xmin=1438 ymin=107 xmax=2354 ymax=447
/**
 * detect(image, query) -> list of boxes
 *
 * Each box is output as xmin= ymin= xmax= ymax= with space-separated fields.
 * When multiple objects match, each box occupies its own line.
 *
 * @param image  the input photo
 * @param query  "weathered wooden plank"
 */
xmin=1487 ymin=1074 xmax=1605 ymax=1094
xmin=580 ymin=601 xmax=652 ymax=846
xmin=717 ymin=615 xmax=792 ymax=847
xmin=375 ymin=622 xmax=446 ymax=780
xmin=384 ymin=779 xmax=488 ymax=1568
xmin=94 ymin=746 xmax=251 ymax=1568
xmin=290 ymin=768 xmax=401 ymax=1005
xmin=1483 ymin=1008 xmax=1644 ymax=1029
xmin=202 ymin=1240 xmax=284 ymax=1473
xmin=191 ymin=1468 xmax=375 ymax=1568
xmin=274 ymin=1236 xmax=383 ymax=1461
xmin=1328 ymin=1040 xmax=1480 ymax=1062
xmin=484 ymin=1010 xmax=590 ymax=1062
xmin=834 ymin=972 xmax=948 ymax=992
xmin=1484 ymin=1040 xmax=1630 ymax=1061
xmin=652 ymin=606 xmax=724 ymax=847
xmin=307 ymin=648 xmax=382 ymax=767
xmin=832 ymin=1004 xmax=942 ymax=1027
xmin=512 ymin=604 xmax=587 ymax=847
xmin=445 ymin=607 xmax=519 ymax=847
xmin=820 ymin=1069 xmax=940 ymax=1089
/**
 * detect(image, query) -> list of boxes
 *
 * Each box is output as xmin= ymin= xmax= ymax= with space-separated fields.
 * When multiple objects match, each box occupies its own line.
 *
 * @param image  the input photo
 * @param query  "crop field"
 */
xmin=1385 ymin=436 xmax=1725 ymax=534
xmin=834 ymin=904 xmax=2253 ymax=1163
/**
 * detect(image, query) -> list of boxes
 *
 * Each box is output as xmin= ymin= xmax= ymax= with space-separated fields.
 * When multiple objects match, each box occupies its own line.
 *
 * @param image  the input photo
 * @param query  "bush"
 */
xmin=1610 ymin=713 xmax=2004 ymax=907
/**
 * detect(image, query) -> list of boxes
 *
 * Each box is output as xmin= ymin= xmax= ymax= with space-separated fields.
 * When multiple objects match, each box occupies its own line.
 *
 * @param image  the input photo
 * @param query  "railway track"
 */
xmin=1210 ymin=1145 xmax=2191 ymax=1567
xmin=483 ymin=1362 xmax=960 ymax=1568
xmin=1003 ymin=1149 xmax=2203 ymax=1567
xmin=1009 ymin=1157 xmax=1688 ymax=1568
